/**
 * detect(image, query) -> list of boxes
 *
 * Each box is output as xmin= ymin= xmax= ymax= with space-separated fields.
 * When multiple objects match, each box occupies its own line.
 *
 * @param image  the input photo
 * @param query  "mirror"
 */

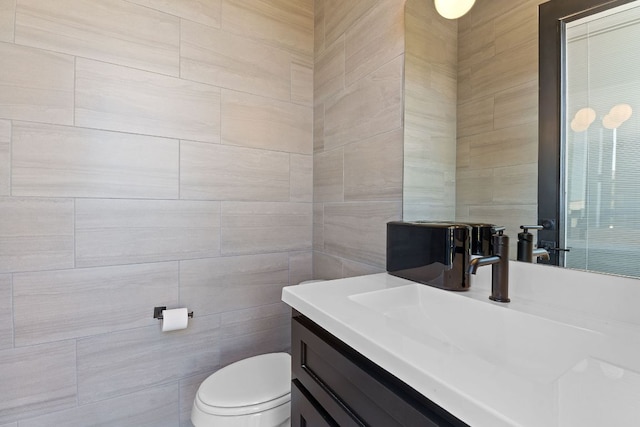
xmin=403 ymin=0 xmax=640 ymax=278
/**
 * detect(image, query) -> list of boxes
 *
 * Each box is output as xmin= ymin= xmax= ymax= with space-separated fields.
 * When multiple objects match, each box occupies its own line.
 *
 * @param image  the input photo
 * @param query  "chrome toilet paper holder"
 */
xmin=153 ymin=306 xmax=194 ymax=320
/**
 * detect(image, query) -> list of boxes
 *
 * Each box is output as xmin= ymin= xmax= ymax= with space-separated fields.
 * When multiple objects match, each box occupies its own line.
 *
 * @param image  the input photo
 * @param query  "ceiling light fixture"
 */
xmin=434 ymin=0 xmax=476 ymax=19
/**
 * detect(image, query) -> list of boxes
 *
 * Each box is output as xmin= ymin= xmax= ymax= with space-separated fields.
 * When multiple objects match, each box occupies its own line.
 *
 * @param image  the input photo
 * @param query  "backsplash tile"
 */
xmin=75 ymin=58 xmax=221 ymax=142
xmin=13 ymin=262 xmax=179 ymax=346
xmin=0 ymin=42 xmax=74 ymax=125
xmin=15 ymin=0 xmax=180 ymax=76
xmin=75 ymin=199 xmax=220 ymax=267
xmin=11 ymin=122 xmax=179 ymax=199
xmin=0 ymin=197 xmax=74 ymax=274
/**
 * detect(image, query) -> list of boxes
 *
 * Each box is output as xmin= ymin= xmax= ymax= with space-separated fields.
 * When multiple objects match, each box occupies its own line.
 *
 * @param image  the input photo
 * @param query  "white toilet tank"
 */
xmin=191 ymin=352 xmax=291 ymax=427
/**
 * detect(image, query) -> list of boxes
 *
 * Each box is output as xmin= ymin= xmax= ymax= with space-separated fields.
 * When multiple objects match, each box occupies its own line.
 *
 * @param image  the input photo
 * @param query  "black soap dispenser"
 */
xmin=517 ymin=225 xmax=544 ymax=262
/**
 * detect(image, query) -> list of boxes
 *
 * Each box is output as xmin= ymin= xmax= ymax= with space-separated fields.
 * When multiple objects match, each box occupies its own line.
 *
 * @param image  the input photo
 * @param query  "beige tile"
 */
xmin=323 ymin=0 xmax=377 ymax=46
xmin=219 ymin=302 xmax=291 ymax=366
xmin=457 ymin=96 xmax=495 ymax=138
xmin=77 ymin=314 xmax=221 ymax=404
xmin=344 ymin=129 xmax=403 ymax=202
xmin=456 ymin=168 xmax=494 ymax=207
xmin=0 ymin=341 xmax=76 ymax=424
xmin=0 ymin=197 xmax=73 ymax=273
xmin=0 ymin=275 xmax=11 ymax=350
xmin=181 ymin=20 xmax=290 ymax=102
xmin=291 ymin=59 xmax=313 ymax=106
xmin=76 ymin=199 xmax=220 ymax=267
xmin=221 ymin=90 xmax=312 ymax=154
xmin=0 ymin=42 xmax=73 ymax=125
xmin=313 ymin=148 xmax=343 ymax=202
xmin=75 ymin=58 xmax=220 ymax=143
xmin=492 ymin=163 xmax=538 ymax=205
xmin=20 ymin=383 xmax=179 ymax=427
xmin=0 ymin=120 xmax=9 ymax=196
xmin=0 ymin=0 xmax=14 ymax=42
xmin=14 ymin=262 xmax=179 ymax=346
xmin=457 ymin=13 xmax=495 ymax=74
xmin=128 ymin=0 xmax=220 ymax=28
xmin=345 ymin=0 xmax=404 ymax=85
xmin=314 ymin=0 xmax=325 ymax=54
xmin=314 ymin=103 xmax=324 ymax=152
xmin=15 ymin=0 xmax=179 ymax=75
xmin=313 ymin=251 xmax=343 ymax=280
xmin=179 ymin=253 xmax=289 ymax=317
xmin=289 ymin=251 xmax=313 ymax=285
xmin=314 ymin=37 xmax=344 ymax=104
xmin=323 ymin=201 xmax=401 ymax=267
xmin=221 ymin=0 xmax=313 ymax=57
xmin=313 ymin=203 xmax=324 ymax=251
xmin=180 ymin=141 xmax=290 ymax=201
xmin=220 ymin=202 xmax=312 ymax=255
xmin=12 ymin=122 xmax=179 ymax=199
xmin=342 ymin=258 xmax=384 ymax=278
xmin=494 ymin=0 xmax=539 ymax=54
xmin=290 ymin=154 xmax=312 ymax=202
xmin=468 ymin=122 xmax=538 ymax=169
xmin=493 ymin=79 xmax=538 ymax=130
xmin=324 ymin=55 xmax=403 ymax=150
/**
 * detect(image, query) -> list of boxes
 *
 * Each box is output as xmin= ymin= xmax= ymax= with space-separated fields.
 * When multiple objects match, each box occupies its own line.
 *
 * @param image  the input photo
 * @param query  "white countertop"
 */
xmin=282 ymin=262 xmax=640 ymax=427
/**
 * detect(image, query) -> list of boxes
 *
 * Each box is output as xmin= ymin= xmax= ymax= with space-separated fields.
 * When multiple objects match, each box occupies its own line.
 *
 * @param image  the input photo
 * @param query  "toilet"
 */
xmin=191 ymin=352 xmax=291 ymax=427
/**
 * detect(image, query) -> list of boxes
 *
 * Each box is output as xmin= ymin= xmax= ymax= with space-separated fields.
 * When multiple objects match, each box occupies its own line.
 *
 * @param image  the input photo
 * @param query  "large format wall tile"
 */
xmin=344 ymin=129 xmax=403 ymax=201
xmin=0 ymin=274 xmax=11 ymax=350
xmin=290 ymin=154 xmax=313 ymax=202
xmin=180 ymin=141 xmax=290 ymax=201
xmin=219 ymin=302 xmax=291 ymax=365
xmin=76 ymin=199 xmax=220 ymax=267
xmin=323 ymin=201 xmax=401 ymax=267
xmin=324 ymin=55 xmax=403 ymax=150
xmin=15 ymin=0 xmax=179 ymax=76
xmin=0 ymin=120 xmax=9 ymax=196
xmin=314 ymin=37 xmax=345 ymax=104
xmin=77 ymin=315 xmax=221 ymax=404
xmin=128 ymin=0 xmax=221 ymax=28
xmin=11 ymin=122 xmax=179 ymax=199
xmin=0 ymin=0 xmax=14 ymax=42
xmin=20 ymin=383 xmax=179 ymax=427
xmin=180 ymin=253 xmax=289 ymax=316
xmin=345 ymin=0 xmax=404 ymax=85
xmin=180 ymin=373 xmax=212 ymax=427
xmin=221 ymin=0 xmax=313 ymax=57
xmin=75 ymin=59 xmax=220 ymax=143
xmin=221 ymin=90 xmax=312 ymax=154
xmin=0 ymin=42 xmax=73 ymax=125
xmin=289 ymin=251 xmax=313 ymax=285
xmin=0 ymin=197 xmax=73 ymax=273
xmin=0 ymin=341 xmax=76 ymax=424
xmin=323 ymin=0 xmax=377 ymax=47
xmin=291 ymin=58 xmax=313 ymax=106
xmin=313 ymin=149 xmax=343 ymax=202
xmin=14 ymin=262 xmax=179 ymax=346
xmin=220 ymin=202 xmax=312 ymax=255
xmin=181 ymin=20 xmax=291 ymax=102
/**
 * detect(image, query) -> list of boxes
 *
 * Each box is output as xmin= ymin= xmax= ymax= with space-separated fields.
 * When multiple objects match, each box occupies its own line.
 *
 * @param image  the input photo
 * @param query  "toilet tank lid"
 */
xmin=198 ymin=352 xmax=291 ymax=408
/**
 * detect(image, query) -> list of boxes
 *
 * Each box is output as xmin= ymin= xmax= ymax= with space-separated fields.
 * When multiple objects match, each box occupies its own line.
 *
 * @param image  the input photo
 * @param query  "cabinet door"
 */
xmin=291 ymin=379 xmax=338 ymax=427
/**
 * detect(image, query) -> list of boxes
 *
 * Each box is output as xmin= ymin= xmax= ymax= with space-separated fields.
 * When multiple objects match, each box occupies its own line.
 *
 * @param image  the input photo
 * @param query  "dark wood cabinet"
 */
xmin=291 ymin=314 xmax=469 ymax=427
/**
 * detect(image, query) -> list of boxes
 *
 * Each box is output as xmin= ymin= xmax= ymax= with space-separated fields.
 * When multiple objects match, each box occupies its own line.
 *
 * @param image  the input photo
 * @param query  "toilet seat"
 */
xmin=194 ymin=353 xmax=291 ymax=417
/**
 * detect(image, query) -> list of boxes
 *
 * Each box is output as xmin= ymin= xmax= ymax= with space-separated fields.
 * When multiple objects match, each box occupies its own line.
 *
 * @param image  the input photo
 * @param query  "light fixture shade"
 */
xmin=434 ymin=0 xmax=476 ymax=19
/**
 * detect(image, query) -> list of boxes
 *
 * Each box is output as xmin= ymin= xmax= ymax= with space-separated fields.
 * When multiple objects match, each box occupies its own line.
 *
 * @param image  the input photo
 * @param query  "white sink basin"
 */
xmin=349 ymin=284 xmax=599 ymax=383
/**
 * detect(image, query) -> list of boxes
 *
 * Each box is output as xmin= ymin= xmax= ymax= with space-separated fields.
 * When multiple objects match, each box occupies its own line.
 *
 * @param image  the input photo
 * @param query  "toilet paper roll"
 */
xmin=161 ymin=308 xmax=189 ymax=332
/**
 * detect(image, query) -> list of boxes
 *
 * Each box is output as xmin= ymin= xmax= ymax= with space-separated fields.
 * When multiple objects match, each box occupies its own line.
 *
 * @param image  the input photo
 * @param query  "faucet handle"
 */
xmin=492 ymin=226 xmax=505 ymax=235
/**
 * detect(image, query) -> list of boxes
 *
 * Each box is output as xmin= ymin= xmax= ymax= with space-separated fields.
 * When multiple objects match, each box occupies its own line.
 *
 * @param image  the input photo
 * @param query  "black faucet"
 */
xmin=468 ymin=227 xmax=510 ymax=303
xmin=516 ymin=225 xmax=550 ymax=262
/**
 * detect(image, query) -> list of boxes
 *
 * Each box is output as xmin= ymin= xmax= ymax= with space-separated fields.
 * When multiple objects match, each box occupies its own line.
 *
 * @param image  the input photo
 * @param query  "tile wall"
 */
xmin=312 ymin=0 xmax=405 ymax=279
xmin=0 ymin=0 xmax=313 ymax=425
xmin=456 ymin=0 xmax=546 ymax=251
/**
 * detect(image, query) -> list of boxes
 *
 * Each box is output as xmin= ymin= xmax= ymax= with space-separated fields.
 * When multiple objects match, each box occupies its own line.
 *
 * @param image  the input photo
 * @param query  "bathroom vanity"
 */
xmin=282 ymin=263 xmax=640 ymax=426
